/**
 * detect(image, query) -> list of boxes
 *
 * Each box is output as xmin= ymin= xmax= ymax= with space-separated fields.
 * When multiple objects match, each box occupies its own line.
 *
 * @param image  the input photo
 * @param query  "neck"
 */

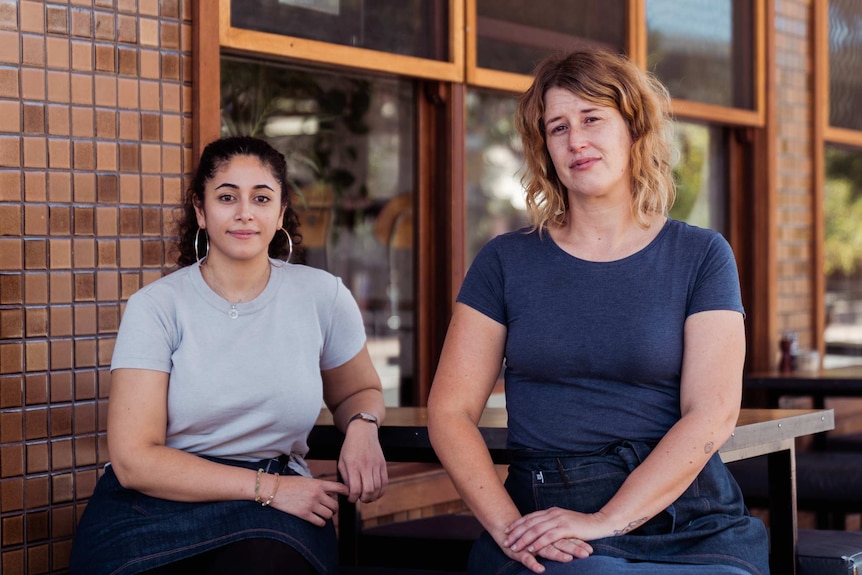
xmin=202 ymin=255 xmax=271 ymax=303
xmin=552 ymin=208 xmax=664 ymax=262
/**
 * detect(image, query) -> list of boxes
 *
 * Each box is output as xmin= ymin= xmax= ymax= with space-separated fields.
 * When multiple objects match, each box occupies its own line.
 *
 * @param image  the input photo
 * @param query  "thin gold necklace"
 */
xmin=204 ymin=261 xmax=271 ymax=319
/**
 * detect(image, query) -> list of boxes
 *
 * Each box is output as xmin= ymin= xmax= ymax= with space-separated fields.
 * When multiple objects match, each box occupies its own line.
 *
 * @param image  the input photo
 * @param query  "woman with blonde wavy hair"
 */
xmin=429 ymin=50 xmax=769 ymax=575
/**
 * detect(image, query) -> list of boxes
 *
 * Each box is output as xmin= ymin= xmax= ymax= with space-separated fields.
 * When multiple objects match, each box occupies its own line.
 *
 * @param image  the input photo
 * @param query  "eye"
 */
xmin=584 ymin=116 xmax=600 ymax=124
xmin=217 ymin=193 xmax=236 ymax=202
xmin=548 ymin=124 xmax=567 ymax=135
xmin=254 ymin=194 xmax=272 ymax=204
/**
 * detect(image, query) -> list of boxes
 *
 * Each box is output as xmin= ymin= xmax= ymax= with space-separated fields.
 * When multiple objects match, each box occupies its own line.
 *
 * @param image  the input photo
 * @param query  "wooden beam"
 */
xmin=192 ymin=0 xmax=222 ymax=166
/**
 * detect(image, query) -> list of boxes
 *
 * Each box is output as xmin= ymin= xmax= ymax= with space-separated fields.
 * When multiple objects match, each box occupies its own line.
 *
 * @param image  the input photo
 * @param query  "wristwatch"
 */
xmin=348 ymin=411 xmax=379 ymax=428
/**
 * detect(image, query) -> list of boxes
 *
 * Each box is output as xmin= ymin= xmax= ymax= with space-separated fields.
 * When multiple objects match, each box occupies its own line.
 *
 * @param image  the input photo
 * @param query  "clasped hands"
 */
xmin=499 ymin=507 xmax=605 ymax=574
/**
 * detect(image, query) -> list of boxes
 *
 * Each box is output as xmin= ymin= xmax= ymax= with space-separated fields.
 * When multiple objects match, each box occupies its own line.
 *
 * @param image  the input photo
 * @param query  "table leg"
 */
xmin=766 ymin=442 xmax=797 ymax=575
xmin=336 ymin=473 xmax=359 ymax=566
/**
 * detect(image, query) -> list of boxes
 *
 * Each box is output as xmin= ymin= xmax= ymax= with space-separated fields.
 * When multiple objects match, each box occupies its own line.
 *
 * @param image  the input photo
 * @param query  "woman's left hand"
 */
xmin=504 ymin=507 xmax=599 ymax=562
xmin=337 ymin=420 xmax=388 ymax=503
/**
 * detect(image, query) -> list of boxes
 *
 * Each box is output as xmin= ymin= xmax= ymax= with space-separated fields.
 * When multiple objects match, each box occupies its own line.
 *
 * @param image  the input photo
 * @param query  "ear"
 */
xmin=194 ymin=197 xmax=206 ymax=229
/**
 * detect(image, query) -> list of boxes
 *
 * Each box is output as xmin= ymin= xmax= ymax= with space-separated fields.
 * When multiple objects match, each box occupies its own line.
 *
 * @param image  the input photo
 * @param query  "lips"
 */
xmin=229 ymin=230 xmax=259 ymax=239
xmin=571 ymin=157 xmax=599 ymax=170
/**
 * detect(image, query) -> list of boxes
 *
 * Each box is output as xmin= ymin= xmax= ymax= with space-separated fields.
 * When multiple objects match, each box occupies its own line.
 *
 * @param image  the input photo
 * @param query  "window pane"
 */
xmin=221 ymin=56 xmax=416 ymax=405
xmin=669 ymin=122 xmax=728 ymax=234
xmin=829 ymin=0 xmax=862 ymax=131
xmin=647 ymin=0 xmax=755 ymax=109
xmin=476 ymin=0 xmax=627 ymax=76
xmin=824 ymin=145 xmax=862 ymax=368
xmin=231 ymin=0 xmax=448 ymax=61
xmin=465 ymin=89 xmax=528 ymax=266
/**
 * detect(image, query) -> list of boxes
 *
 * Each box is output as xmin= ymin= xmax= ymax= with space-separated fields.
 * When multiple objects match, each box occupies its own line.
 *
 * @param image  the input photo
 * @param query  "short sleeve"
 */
xmin=110 ymin=290 xmax=177 ymax=373
xmin=687 ymin=233 xmax=745 ymax=318
xmin=457 ymin=238 xmax=508 ymax=326
xmin=319 ymin=278 xmax=367 ymax=370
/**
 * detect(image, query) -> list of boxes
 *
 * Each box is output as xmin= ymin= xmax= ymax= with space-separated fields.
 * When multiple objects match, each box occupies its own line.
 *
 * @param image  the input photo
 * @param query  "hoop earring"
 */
xmin=194 ymin=228 xmax=209 ymax=264
xmin=282 ymin=227 xmax=293 ymax=263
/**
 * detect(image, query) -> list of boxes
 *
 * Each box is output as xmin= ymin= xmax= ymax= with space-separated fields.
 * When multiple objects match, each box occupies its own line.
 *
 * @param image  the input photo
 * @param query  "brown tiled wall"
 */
xmin=774 ymin=0 xmax=815 ymax=350
xmin=0 ymin=1 xmax=193 ymax=573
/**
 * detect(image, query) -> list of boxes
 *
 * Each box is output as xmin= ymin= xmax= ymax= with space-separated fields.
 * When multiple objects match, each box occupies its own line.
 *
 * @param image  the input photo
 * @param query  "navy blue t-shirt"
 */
xmin=457 ymin=219 xmax=744 ymax=454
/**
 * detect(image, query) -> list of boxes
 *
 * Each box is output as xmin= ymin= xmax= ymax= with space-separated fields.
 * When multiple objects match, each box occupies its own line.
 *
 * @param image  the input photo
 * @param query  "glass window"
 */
xmin=221 ymin=56 xmax=416 ymax=405
xmin=824 ymin=145 xmax=862 ymax=368
xmin=465 ymin=89 xmax=528 ymax=265
xmin=829 ymin=0 xmax=862 ymax=131
xmin=647 ymin=0 xmax=755 ymax=110
xmin=669 ymin=121 xmax=728 ymax=234
xmin=476 ymin=0 xmax=627 ymax=76
xmin=230 ymin=0 xmax=449 ymax=61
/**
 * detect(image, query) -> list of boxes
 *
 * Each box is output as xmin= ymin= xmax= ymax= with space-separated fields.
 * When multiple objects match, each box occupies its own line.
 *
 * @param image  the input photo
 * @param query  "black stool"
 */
xmin=797 ymin=529 xmax=862 ymax=575
xmin=727 ymin=451 xmax=862 ymax=529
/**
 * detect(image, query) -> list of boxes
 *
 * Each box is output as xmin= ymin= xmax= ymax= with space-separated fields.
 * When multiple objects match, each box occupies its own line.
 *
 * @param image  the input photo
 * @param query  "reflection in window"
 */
xmin=465 ymin=90 xmax=528 ymax=265
xmin=669 ymin=122 xmax=728 ymax=234
xmin=220 ymin=57 xmax=416 ymax=405
xmin=476 ymin=0 xmax=627 ymax=76
xmin=829 ymin=0 xmax=862 ymax=131
xmin=230 ymin=0 xmax=449 ymax=61
xmin=824 ymin=145 xmax=862 ymax=367
xmin=647 ymin=0 xmax=755 ymax=109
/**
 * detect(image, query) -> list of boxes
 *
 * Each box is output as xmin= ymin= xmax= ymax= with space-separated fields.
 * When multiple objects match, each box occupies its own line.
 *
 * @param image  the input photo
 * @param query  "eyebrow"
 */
xmin=214 ymin=182 xmax=275 ymax=191
xmin=544 ymin=107 xmax=602 ymax=126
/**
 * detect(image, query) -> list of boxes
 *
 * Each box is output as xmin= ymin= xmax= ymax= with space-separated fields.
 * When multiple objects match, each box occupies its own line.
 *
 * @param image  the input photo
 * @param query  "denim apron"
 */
xmin=68 ymin=456 xmax=338 ymax=575
xmin=468 ymin=441 xmax=770 ymax=575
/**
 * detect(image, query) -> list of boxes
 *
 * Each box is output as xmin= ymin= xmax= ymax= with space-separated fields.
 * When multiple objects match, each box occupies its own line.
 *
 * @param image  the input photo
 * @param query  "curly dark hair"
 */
xmin=175 ymin=136 xmax=303 ymax=267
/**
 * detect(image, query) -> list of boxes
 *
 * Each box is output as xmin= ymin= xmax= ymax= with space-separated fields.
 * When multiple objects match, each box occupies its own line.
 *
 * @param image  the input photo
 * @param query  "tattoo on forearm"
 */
xmin=704 ymin=441 xmax=714 ymax=454
xmin=613 ymin=517 xmax=648 ymax=536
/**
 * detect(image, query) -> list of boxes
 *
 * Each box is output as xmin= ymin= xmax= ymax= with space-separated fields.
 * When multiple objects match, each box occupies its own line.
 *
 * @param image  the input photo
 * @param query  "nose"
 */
xmin=568 ymin=126 xmax=587 ymax=151
xmin=235 ymin=197 xmax=254 ymax=221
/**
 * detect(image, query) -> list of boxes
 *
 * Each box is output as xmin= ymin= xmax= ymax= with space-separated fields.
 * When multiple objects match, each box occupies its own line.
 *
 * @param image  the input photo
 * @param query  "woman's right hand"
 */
xmin=489 ymin=515 xmax=594 ymax=574
xmin=268 ymin=475 xmax=350 ymax=527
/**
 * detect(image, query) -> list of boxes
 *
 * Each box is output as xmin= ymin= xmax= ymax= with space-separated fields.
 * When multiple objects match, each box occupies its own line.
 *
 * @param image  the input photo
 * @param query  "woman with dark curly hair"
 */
xmin=428 ymin=50 xmax=769 ymax=575
xmin=70 ymin=136 xmax=388 ymax=575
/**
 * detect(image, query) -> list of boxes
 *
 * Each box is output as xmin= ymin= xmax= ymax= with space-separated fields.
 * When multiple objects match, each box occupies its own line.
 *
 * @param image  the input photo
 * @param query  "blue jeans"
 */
xmin=468 ymin=441 xmax=769 ymax=575
xmin=69 ymin=456 xmax=338 ymax=575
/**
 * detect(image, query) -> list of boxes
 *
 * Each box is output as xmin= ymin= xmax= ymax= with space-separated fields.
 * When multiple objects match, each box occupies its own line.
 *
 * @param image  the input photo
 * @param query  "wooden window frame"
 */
xmin=464 ymin=0 xmax=766 ymax=128
xmin=217 ymin=0 xmax=464 ymax=82
xmin=194 ymin=1 xmax=465 ymax=405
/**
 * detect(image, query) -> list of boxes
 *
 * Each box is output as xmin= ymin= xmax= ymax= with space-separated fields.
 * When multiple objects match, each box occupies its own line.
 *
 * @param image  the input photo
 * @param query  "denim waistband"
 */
xmin=508 ymin=439 xmax=658 ymax=464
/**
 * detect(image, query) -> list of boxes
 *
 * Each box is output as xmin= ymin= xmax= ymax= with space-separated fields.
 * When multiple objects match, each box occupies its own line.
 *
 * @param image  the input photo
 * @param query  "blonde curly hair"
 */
xmin=515 ymin=50 xmax=675 ymax=232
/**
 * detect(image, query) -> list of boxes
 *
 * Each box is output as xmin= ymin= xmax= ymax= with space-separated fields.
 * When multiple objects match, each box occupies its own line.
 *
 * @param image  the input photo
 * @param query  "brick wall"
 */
xmin=0 ymin=1 xmax=192 ymax=572
xmin=774 ymin=0 xmax=815 ymax=352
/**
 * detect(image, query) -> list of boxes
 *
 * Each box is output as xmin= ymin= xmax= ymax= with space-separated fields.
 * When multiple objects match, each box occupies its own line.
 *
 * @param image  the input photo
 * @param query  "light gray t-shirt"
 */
xmin=110 ymin=260 xmax=366 ymax=475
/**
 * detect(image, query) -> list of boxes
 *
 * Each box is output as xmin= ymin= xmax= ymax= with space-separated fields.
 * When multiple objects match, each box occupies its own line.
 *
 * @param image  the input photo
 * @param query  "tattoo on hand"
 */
xmin=704 ymin=441 xmax=714 ymax=454
xmin=613 ymin=517 xmax=648 ymax=536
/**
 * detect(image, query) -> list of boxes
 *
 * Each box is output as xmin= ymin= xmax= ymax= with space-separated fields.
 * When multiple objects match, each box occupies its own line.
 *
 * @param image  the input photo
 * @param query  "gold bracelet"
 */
xmin=254 ymin=468 xmax=264 ymax=503
xmin=261 ymin=473 xmax=281 ymax=507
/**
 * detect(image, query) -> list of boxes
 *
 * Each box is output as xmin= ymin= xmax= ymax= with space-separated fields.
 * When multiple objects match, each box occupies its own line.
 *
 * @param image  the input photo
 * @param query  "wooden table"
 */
xmin=309 ymin=407 xmax=834 ymax=575
xmin=745 ymin=366 xmax=862 ymax=409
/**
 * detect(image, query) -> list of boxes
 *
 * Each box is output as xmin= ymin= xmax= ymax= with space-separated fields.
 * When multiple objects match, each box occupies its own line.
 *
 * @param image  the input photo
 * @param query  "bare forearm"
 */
xmin=597 ymin=409 xmax=736 ymax=536
xmin=110 ymin=445 xmax=267 ymax=503
xmin=430 ymin=413 xmax=520 ymax=535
